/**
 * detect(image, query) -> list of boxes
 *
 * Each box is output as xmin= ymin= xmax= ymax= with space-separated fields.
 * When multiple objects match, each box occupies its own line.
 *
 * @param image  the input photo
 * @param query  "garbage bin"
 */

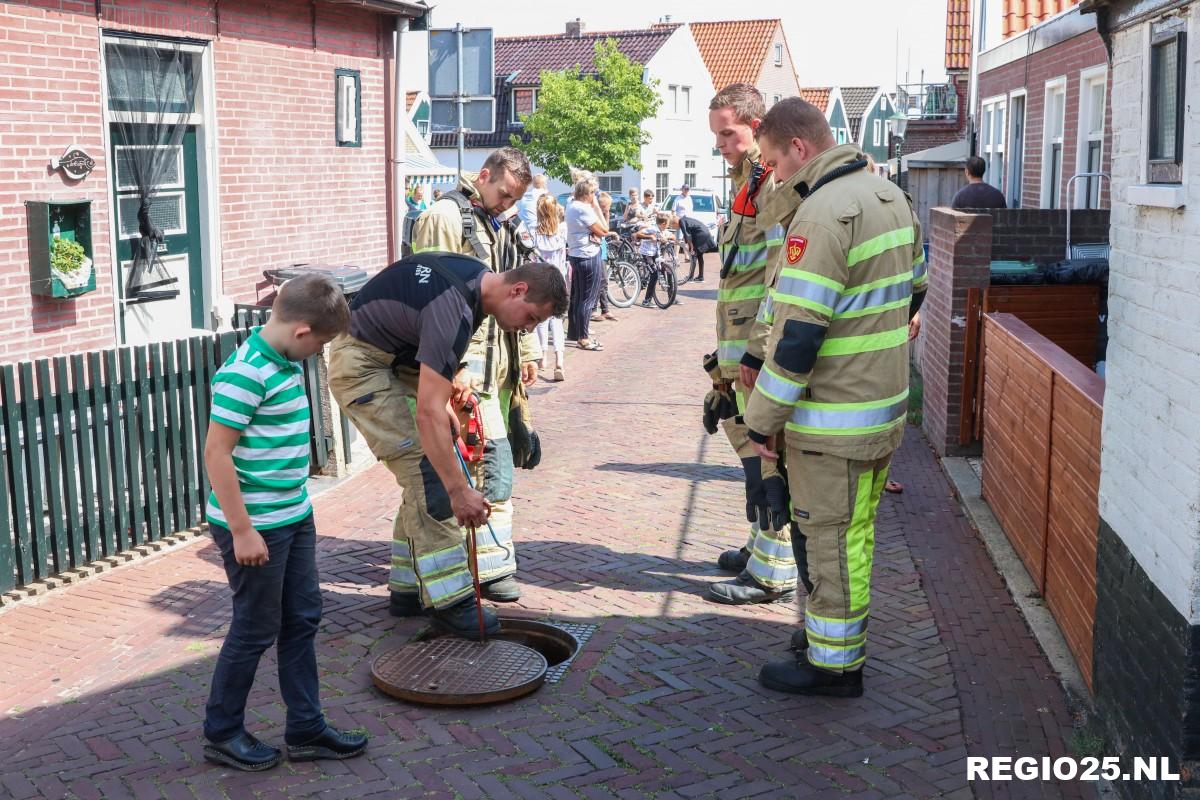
xmin=263 ymin=263 xmax=369 ymax=302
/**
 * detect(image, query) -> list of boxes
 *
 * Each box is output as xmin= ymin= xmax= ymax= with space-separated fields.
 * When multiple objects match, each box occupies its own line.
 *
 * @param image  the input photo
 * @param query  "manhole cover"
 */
xmin=371 ymin=638 xmax=548 ymax=706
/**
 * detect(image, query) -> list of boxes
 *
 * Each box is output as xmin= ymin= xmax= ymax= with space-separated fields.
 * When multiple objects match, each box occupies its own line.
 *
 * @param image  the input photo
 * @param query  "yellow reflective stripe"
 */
xmin=779 ymin=268 xmax=844 ymax=293
xmin=755 ymin=365 xmax=806 ymax=406
xmin=847 ymin=467 xmax=884 ymax=609
xmin=412 ymin=246 xmax=442 ymax=254
xmin=718 ymin=339 xmax=749 ymax=365
xmin=846 ymin=226 xmax=915 ymax=267
xmin=818 ymin=325 xmax=909 ymax=357
xmin=718 ymin=284 xmax=767 ymax=302
xmin=794 ymin=388 xmax=909 ymax=413
xmin=840 ymin=270 xmax=912 ymax=297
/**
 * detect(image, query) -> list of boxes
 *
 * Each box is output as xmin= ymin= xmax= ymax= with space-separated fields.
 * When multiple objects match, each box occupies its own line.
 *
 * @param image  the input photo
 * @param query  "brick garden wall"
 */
xmin=0 ymin=0 xmax=390 ymax=362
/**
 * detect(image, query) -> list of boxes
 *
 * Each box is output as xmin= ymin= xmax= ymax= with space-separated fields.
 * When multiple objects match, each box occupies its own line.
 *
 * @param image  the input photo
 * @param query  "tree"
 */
xmin=513 ymin=39 xmax=661 ymax=184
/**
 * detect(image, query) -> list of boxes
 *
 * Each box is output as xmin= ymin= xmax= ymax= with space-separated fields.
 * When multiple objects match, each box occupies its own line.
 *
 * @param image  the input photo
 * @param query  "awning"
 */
xmin=406 ymin=152 xmax=457 ymax=186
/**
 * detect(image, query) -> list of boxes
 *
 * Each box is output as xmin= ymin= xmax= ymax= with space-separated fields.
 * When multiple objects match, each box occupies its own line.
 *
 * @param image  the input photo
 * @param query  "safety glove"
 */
xmin=741 ymin=456 xmax=769 ymax=530
xmin=762 ymin=473 xmax=790 ymax=532
xmin=507 ymin=381 xmax=540 ymax=470
xmin=702 ymin=351 xmax=737 ymax=434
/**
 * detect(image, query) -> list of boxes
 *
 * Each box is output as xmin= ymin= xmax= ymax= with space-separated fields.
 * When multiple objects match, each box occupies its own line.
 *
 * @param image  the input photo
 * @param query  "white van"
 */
xmin=663 ymin=189 xmax=721 ymax=240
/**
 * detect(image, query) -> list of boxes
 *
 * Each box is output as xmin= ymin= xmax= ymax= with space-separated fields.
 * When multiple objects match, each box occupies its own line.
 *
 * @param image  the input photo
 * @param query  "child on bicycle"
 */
xmin=637 ymin=211 xmax=674 ymax=307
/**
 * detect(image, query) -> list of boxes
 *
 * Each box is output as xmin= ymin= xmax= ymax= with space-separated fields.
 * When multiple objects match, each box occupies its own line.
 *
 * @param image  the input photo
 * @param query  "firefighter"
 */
xmin=403 ymin=147 xmax=542 ymax=613
xmin=744 ymin=98 xmax=927 ymax=696
xmin=702 ymin=83 xmax=798 ymax=605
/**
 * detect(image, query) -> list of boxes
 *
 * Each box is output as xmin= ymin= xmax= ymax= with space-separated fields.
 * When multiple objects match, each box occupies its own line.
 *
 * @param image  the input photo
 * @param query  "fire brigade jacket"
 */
xmin=715 ymin=144 xmax=785 ymax=380
xmin=411 ymin=174 xmax=541 ymax=396
xmin=744 ymin=145 xmax=929 ymax=461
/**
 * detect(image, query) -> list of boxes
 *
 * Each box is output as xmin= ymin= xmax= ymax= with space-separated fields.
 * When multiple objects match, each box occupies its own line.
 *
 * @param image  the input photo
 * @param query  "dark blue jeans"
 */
xmin=204 ymin=515 xmax=327 ymax=745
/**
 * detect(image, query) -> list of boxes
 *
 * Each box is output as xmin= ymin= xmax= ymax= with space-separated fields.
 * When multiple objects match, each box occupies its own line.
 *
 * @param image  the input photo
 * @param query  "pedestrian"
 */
xmin=702 ymin=82 xmax=798 ymax=605
xmin=406 ymin=184 xmax=428 ymax=219
xmin=406 ymin=146 xmax=542 ymax=609
xmin=675 ymin=184 xmax=694 ymax=220
xmin=202 ymin=274 xmax=366 ymax=771
xmin=594 ymin=191 xmax=618 ymax=322
xmin=951 ymin=155 xmax=1007 ymax=209
xmin=565 ymin=172 xmax=608 ymax=351
xmin=432 ymin=188 xmax=443 ymax=201
xmin=328 ymin=255 xmax=567 ymax=638
xmin=677 ymin=214 xmax=717 ymax=281
xmin=623 ymin=188 xmax=642 ymax=223
xmin=745 ymin=97 xmax=927 ymax=696
xmin=534 ymin=193 xmax=568 ymax=381
xmin=517 ymin=173 xmax=548 ymax=232
xmin=636 ymin=211 xmax=671 ymax=307
xmin=635 ymin=189 xmax=658 ymax=225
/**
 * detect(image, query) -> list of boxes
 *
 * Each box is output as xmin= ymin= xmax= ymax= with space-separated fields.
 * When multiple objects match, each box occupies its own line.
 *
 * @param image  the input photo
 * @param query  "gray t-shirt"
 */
xmin=566 ymin=199 xmax=600 ymax=258
xmin=349 ymin=255 xmax=486 ymax=380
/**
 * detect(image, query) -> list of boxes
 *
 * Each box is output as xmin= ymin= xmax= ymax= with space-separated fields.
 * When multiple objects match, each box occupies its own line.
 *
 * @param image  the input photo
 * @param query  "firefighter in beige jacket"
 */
xmin=409 ymin=148 xmax=541 ymax=607
xmin=744 ymin=99 xmax=927 ymax=698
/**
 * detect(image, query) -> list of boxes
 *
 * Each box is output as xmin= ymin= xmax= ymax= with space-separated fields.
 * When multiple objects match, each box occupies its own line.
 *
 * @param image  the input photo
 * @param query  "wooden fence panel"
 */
xmin=70 ymin=354 xmax=102 ymax=563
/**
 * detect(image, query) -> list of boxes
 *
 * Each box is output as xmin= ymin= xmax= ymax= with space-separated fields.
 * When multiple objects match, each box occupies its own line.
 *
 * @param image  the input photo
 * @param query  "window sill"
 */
xmin=1127 ymin=183 xmax=1186 ymax=209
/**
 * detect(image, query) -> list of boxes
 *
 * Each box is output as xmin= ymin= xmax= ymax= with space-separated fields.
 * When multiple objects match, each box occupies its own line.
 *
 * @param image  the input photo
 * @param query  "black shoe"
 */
xmin=203 ymin=731 xmax=282 ymax=772
xmin=640 ymin=299 xmax=653 ymax=307
xmin=286 ymin=726 xmax=368 ymax=761
xmin=759 ymin=653 xmax=863 ymax=697
xmin=790 ymin=628 xmax=809 ymax=652
xmin=717 ymin=547 xmax=750 ymax=573
xmin=481 ymin=576 xmax=521 ymax=602
xmin=708 ymin=576 xmax=795 ymax=605
xmin=389 ymin=591 xmax=424 ymax=618
xmin=430 ymin=596 xmax=501 ymax=639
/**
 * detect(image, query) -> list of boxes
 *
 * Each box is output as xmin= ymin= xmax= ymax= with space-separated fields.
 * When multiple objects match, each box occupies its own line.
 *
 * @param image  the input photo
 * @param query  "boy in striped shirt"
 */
xmin=202 ymin=274 xmax=363 ymax=771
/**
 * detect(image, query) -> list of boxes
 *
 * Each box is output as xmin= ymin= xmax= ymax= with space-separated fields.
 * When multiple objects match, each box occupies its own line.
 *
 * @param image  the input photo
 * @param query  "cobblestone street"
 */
xmin=0 ymin=285 xmax=1093 ymax=799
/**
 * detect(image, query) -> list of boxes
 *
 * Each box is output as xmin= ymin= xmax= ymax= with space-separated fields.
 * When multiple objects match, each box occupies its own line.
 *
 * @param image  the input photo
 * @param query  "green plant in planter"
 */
xmin=50 ymin=235 xmax=86 ymax=274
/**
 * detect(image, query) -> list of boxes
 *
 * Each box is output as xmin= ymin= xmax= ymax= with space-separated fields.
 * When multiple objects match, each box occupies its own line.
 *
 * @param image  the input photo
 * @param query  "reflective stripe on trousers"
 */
xmin=746 ymin=522 xmax=798 ymax=591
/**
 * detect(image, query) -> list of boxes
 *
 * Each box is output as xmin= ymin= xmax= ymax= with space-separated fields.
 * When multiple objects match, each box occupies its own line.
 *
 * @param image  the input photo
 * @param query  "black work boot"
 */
xmin=203 ymin=731 xmax=282 ymax=772
xmin=481 ymin=575 xmax=521 ymax=602
xmin=717 ymin=547 xmax=751 ymax=573
xmin=708 ymin=572 xmax=795 ymax=605
xmin=759 ymin=653 xmax=863 ymax=697
xmin=389 ymin=591 xmax=424 ymax=618
xmin=789 ymin=629 xmax=809 ymax=652
xmin=430 ymin=596 xmax=501 ymax=639
xmin=286 ymin=726 xmax=368 ymax=761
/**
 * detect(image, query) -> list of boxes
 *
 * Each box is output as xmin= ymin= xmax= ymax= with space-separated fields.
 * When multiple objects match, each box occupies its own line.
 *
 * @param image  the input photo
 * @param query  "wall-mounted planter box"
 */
xmin=26 ymin=199 xmax=97 ymax=299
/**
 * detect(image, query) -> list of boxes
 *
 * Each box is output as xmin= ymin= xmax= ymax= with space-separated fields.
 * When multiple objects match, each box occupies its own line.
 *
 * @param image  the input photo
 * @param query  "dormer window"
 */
xmin=510 ymin=88 xmax=538 ymax=125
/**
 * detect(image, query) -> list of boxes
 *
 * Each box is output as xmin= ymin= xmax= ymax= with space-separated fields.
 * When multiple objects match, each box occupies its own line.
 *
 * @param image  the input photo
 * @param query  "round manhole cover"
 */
xmin=371 ymin=638 xmax=548 ymax=706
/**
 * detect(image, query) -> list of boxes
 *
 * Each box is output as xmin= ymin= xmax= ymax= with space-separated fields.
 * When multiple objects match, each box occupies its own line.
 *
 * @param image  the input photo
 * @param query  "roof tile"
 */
xmin=945 ymin=0 xmax=971 ymax=71
xmin=799 ymin=86 xmax=831 ymax=112
xmin=686 ymin=19 xmax=781 ymax=91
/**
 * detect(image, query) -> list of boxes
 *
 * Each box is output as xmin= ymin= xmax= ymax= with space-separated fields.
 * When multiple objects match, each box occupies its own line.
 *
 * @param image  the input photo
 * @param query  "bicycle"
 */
xmin=632 ymin=239 xmax=677 ymax=309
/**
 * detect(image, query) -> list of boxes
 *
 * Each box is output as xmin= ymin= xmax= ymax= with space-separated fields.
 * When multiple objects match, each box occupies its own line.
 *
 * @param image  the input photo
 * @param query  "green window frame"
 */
xmin=335 ymin=68 xmax=362 ymax=148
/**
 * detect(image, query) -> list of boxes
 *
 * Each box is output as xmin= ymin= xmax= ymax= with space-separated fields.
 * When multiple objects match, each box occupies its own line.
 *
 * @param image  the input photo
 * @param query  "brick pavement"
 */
xmin=0 ymin=284 xmax=1094 ymax=799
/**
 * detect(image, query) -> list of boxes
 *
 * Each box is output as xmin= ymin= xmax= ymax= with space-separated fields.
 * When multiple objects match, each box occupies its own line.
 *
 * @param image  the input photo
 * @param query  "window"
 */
xmin=681 ymin=86 xmax=691 ymax=115
xmin=655 ymin=171 xmax=669 ymax=203
xmin=684 ymin=158 xmax=696 ymax=188
xmin=1042 ymin=80 xmax=1065 ymax=208
xmin=598 ymin=175 xmax=622 ymax=194
xmin=873 ymin=119 xmax=882 ymax=148
xmin=774 ymin=43 xmax=783 ymax=66
xmin=335 ymin=68 xmax=361 ymax=147
xmin=772 ymin=94 xmax=782 ymax=106
xmin=668 ymin=84 xmax=678 ymax=114
xmin=981 ymin=96 xmax=1006 ymax=192
xmin=1007 ymin=92 xmax=1026 ymax=208
xmin=1149 ymin=18 xmax=1186 ymax=184
xmin=509 ymin=88 xmax=537 ymax=125
xmin=1076 ymin=68 xmax=1107 ymax=207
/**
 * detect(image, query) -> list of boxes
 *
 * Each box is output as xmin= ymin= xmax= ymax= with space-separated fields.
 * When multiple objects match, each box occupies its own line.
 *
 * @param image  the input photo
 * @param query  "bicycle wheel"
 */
xmin=606 ymin=261 xmax=640 ymax=308
xmin=673 ymin=244 xmax=693 ymax=286
xmin=651 ymin=263 xmax=677 ymax=309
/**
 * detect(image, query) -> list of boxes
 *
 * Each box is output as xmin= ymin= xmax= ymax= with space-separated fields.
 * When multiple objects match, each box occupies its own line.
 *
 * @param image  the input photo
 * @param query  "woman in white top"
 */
xmin=533 ymin=193 xmax=568 ymax=381
xmin=564 ymin=172 xmax=609 ymax=351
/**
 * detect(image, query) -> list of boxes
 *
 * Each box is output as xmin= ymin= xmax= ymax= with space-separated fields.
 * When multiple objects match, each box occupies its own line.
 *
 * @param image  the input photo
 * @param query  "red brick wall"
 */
xmin=902 ymin=74 xmax=970 ymax=158
xmin=920 ymin=207 xmax=992 ymax=456
xmin=0 ymin=0 xmax=389 ymax=362
xmin=981 ymin=312 xmax=1103 ymax=689
xmin=977 ymin=30 xmax=1111 ymax=209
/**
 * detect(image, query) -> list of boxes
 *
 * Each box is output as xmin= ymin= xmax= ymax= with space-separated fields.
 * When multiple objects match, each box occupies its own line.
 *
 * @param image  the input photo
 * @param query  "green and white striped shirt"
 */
xmin=206 ymin=328 xmax=312 ymax=530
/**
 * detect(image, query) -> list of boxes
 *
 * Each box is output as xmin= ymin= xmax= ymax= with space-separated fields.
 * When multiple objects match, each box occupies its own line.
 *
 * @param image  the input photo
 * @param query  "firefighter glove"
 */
xmin=762 ymin=473 xmax=790 ymax=532
xmin=508 ymin=382 xmax=540 ymax=470
xmin=741 ymin=457 xmax=768 ymax=529
xmin=703 ymin=387 xmax=738 ymax=435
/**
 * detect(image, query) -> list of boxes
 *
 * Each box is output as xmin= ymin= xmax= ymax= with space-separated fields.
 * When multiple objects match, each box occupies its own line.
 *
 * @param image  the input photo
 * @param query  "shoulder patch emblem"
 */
xmin=786 ymin=235 xmax=807 ymax=264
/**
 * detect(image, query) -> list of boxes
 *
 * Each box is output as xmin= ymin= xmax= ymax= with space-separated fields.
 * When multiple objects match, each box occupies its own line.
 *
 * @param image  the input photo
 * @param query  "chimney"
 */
xmin=566 ymin=18 xmax=584 ymax=37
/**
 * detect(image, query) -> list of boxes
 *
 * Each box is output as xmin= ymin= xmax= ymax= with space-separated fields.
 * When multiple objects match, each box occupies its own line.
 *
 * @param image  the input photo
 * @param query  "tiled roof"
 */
xmin=494 ymin=27 xmax=675 ymax=86
xmin=430 ymin=27 xmax=676 ymax=150
xmin=840 ymin=86 xmax=881 ymax=141
xmin=799 ymin=87 xmax=831 ymax=113
xmin=406 ymin=90 xmax=419 ymax=112
xmin=1002 ymin=0 xmax=1079 ymax=37
xmin=686 ymin=19 xmax=780 ymax=90
xmin=946 ymin=0 xmax=972 ymax=71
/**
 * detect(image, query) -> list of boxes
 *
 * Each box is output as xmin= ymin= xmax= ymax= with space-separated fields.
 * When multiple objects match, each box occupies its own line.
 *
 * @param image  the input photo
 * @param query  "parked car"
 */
xmin=663 ymin=189 xmax=721 ymax=239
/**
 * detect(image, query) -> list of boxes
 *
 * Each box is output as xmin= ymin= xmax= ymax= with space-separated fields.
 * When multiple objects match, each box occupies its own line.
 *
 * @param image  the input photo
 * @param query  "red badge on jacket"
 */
xmin=786 ymin=235 xmax=807 ymax=264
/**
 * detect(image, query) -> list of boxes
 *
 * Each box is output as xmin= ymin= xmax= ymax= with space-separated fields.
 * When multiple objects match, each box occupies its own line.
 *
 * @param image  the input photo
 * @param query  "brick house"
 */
xmin=1 ymin=0 xmax=428 ymax=359
xmin=895 ymin=0 xmax=971 ymax=160
xmin=974 ymin=0 xmax=1112 ymax=209
xmin=684 ymin=18 xmax=800 ymax=108
xmin=430 ymin=20 xmax=721 ymax=202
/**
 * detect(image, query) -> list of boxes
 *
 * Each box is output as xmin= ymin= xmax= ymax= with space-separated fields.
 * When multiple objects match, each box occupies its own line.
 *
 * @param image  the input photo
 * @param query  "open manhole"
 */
xmin=372 ymin=618 xmax=595 ymax=705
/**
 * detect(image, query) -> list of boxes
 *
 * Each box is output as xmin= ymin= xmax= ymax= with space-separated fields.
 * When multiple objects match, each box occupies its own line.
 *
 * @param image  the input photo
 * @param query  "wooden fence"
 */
xmin=981 ymin=313 xmax=1104 ymax=690
xmin=0 ymin=319 xmax=332 ymax=593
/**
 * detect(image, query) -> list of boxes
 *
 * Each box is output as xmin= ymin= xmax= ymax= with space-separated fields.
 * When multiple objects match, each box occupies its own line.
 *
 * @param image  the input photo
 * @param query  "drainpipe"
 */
xmin=390 ymin=17 xmax=409 ymax=263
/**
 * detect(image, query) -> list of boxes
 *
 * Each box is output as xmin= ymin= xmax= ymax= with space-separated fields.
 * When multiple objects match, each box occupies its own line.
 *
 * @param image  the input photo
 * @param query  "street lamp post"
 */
xmin=887 ymin=112 xmax=909 ymax=187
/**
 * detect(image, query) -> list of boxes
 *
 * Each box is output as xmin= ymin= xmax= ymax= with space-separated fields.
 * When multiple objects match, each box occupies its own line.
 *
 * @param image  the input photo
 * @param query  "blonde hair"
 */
xmin=536 ymin=193 xmax=560 ymax=235
xmin=572 ymin=168 xmax=598 ymax=200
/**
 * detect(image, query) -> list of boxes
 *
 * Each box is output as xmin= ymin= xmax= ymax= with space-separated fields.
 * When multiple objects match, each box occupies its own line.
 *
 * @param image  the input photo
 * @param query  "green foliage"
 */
xmin=50 ymin=235 xmax=86 ymax=274
xmin=514 ymin=39 xmax=661 ymax=183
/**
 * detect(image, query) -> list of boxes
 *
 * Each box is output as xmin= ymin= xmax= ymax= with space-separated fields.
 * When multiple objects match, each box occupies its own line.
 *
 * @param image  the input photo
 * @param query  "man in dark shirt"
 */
xmin=328 ymin=253 xmax=567 ymax=638
xmin=677 ymin=215 xmax=717 ymax=281
xmin=951 ymin=156 xmax=1007 ymax=210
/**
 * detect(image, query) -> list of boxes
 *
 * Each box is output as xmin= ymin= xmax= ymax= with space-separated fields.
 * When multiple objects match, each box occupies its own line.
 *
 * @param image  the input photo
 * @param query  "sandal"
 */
xmin=884 ymin=479 xmax=904 ymax=494
xmin=578 ymin=340 xmax=604 ymax=351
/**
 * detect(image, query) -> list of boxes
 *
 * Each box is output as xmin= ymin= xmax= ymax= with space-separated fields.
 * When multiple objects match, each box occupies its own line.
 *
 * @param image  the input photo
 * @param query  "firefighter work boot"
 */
xmin=759 ymin=653 xmax=863 ymax=698
xmin=717 ymin=547 xmax=751 ymax=573
xmin=708 ymin=573 xmax=795 ymax=605
xmin=431 ymin=597 xmax=501 ymax=639
xmin=481 ymin=576 xmax=521 ymax=602
xmin=790 ymin=628 xmax=809 ymax=652
xmin=389 ymin=591 xmax=424 ymax=618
